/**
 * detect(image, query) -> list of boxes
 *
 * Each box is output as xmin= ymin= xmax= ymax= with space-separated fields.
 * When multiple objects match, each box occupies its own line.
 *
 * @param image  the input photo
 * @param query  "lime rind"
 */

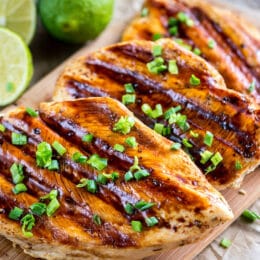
xmin=0 ymin=28 xmax=33 ymax=107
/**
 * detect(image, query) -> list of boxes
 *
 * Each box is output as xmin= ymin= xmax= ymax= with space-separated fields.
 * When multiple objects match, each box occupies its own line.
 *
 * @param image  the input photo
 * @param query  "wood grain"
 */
xmin=0 ymin=1 xmax=260 ymax=259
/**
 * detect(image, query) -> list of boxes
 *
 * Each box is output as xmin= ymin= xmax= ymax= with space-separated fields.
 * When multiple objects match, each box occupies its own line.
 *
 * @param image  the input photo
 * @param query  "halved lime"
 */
xmin=0 ymin=28 xmax=33 ymax=107
xmin=0 ymin=0 xmax=36 ymax=44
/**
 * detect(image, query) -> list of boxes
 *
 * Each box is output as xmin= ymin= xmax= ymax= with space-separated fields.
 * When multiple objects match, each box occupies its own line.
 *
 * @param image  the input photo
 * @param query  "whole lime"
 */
xmin=38 ymin=0 xmax=114 ymax=44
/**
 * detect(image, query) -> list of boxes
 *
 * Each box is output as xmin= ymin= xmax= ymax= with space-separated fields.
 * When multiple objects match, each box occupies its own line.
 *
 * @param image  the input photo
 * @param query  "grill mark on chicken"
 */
xmin=122 ymin=0 xmax=260 ymax=103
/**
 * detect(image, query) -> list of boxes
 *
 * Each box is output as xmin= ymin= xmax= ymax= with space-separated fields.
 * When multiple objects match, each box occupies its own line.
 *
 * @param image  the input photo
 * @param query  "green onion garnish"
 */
xmin=168 ymin=60 xmax=179 ymax=75
xmin=124 ymin=203 xmax=134 ymax=214
xmin=11 ymin=132 xmax=27 ymax=145
xmin=130 ymin=156 xmax=141 ymax=172
xmin=248 ymin=80 xmax=255 ymax=93
xmin=52 ymin=141 xmax=66 ymax=156
xmin=82 ymin=133 xmax=94 ymax=143
xmin=235 ymin=160 xmax=242 ymax=170
xmin=205 ymin=165 xmax=216 ymax=174
xmin=10 ymin=163 xmax=24 ymax=184
xmin=36 ymin=142 xmax=52 ymax=168
xmin=93 ymin=214 xmax=102 ymax=225
xmin=124 ymin=83 xmax=135 ymax=94
xmin=182 ymin=138 xmax=193 ymax=148
xmin=122 ymin=94 xmax=136 ymax=105
xmin=87 ymin=154 xmax=108 ymax=171
xmin=72 ymin=152 xmax=88 ymax=164
xmin=47 ymin=160 xmax=59 ymax=171
xmin=96 ymin=173 xmax=108 ymax=185
xmin=193 ymin=48 xmax=201 ymax=56
xmin=171 ymin=143 xmax=181 ymax=150
xmin=241 ymin=209 xmax=260 ymax=222
xmin=134 ymin=201 xmax=155 ymax=211
xmin=46 ymin=199 xmax=60 ymax=217
xmin=169 ymin=26 xmax=178 ymax=36
xmin=26 ymin=107 xmax=38 ymax=117
xmin=200 ymin=150 xmax=213 ymax=164
xmin=125 ymin=136 xmax=138 ymax=148
xmin=219 ymin=238 xmax=231 ymax=248
xmin=40 ymin=190 xmax=58 ymax=201
xmin=113 ymin=144 xmax=125 ymax=152
xmin=13 ymin=183 xmax=27 ymax=194
xmin=77 ymin=178 xmax=97 ymax=193
xmin=211 ymin=152 xmax=223 ymax=166
xmin=164 ymin=105 xmax=182 ymax=119
xmin=141 ymin=7 xmax=149 ymax=17
xmin=168 ymin=17 xmax=178 ymax=27
xmin=134 ymin=169 xmax=150 ymax=180
xmin=154 ymin=123 xmax=164 ymax=134
xmin=145 ymin=216 xmax=158 ymax=227
xmin=131 ymin=220 xmax=142 ymax=232
xmin=204 ymin=131 xmax=214 ymax=147
xmin=190 ymin=130 xmax=199 ymax=138
xmin=147 ymin=57 xmax=167 ymax=74
xmin=142 ymin=103 xmax=163 ymax=119
xmin=177 ymin=12 xmax=188 ymax=22
xmin=0 ymin=123 xmax=5 ymax=132
xmin=152 ymin=33 xmax=163 ymax=41
xmin=152 ymin=45 xmax=163 ymax=57
xmin=30 ymin=202 xmax=46 ymax=216
xmin=9 ymin=207 xmax=24 ymax=220
xmin=124 ymin=171 xmax=134 ymax=182
xmin=189 ymin=74 xmax=201 ymax=86
xmin=174 ymin=38 xmax=192 ymax=51
xmin=21 ymin=214 xmax=35 ymax=238
xmin=113 ymin=116 xmax=135 ymax=135
xmin=208 ymin=39 xmax=216 ymax=49
xmin=103 ymin=172 xmax=119 ymax=182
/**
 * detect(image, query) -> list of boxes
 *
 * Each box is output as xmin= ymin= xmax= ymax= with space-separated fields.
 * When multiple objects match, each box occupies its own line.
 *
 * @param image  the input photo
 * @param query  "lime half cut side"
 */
xmin=0 ymin=0 xmax=36 ymax=44
xmin=0 ymin=28 xmax=33 ymax=107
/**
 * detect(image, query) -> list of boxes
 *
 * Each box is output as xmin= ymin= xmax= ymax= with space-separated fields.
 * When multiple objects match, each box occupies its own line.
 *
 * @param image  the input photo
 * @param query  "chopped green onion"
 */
xmin=124 ymin=171 xmax=134 ymax=182
xmin=30 ymin=202 xmax=46 ymax=216
xmin=10 ymin=163 xmax=24 ymax=184
xmin=154 ymin=123 xmax=164 ymax=134
xmin=9 ymin=207 xmax=24 ymax=220
xmin=6 ymin=82 xmax=15 ymax=92
xmin=241 ymin=209 xmax=260 ymax=222
xmin=47 ymin=160 xmax=59 ymax=171
xmin=211 ymin=152 xmax=223 ymax=166
xmin=113 ymin=116 xmax=135 ymax=135
xmin=124 ymin=203 xmax=134 ymax=214
xmin=200 ymin=150 xmax=213 ymax=164
xmin=150 ymin=104 xmax=163 ymax=119
xmin=130 ymin=156 xmax=141 ymax=172
xmin=162 ymin=126 xmax=171 ymax=136
xmin=26 ymin=107 xmax=38 ymax=117
xmin=134 ymin=169 xmax=150 ymax=180
xmin=152 ymin=33 xmax=163 ymax=41
xmin=169 ymin=26 xmax=178 ymax=36
xmin=182 ymin=138 xmax=193 ymax=148
xmin=113 ymin=144 xmax=125 ymax=152
xmin=0 ymin=123 xmax=5 ymax=132
xmin=13 ymin=183 xmax=27 ymax=194
xmin=219 ymin=238 xmax=231 ymax=249
xmin=36 ymin=142 xmax=52 ymax=168
xmin=40 ymin=190 xmax=58 ymax=201
xmin=190 ymin=130 xmax=199 ymax=138
xmin=152 ymin=45 xmax=163 ymax=57
xmin=168 ymin=17 xmax=178 ymax=27
xmin=77 ymin=178 xmax=97 ymax=194
xmin=171 ymin=143 xmax=181 ymax=150
xmin=248 ymin=80 xmax=255 ymax=93
xmin=164 ymin=106 xmax=182 ymax=119
xmin=174 ymin=38 xmax=192 ymax=51
xmin=168 ymin=113 xmax=190 ymax=131
xmin=103 ymin=172 xmax=119 ymax=182
xmin=145 ymin=216 xmax=158 ymax=227
xmin=189 ymin=74 xmax=201 ymax=86
xmin=141 ymin=103 xmax=152 ymax=115
xmin=147 ymin=57 xmax=167 ymax=74
xmin=124 ymin=83 xmax=135 ymax=93
xmin=204 ymin=131 xmax=214 ymax=147
xmin=134 ymin=201 xmax=155 ymax=211
xmin=87 ymin=154 xmax=108 ymax=171
xmin=125 ymin=136 xmax=138 ymax=148
xmin=208 ymin=39 xmax=216 ymax=49
xmin=131 ymin=220 xmax=142 ymax=232
xmin=141 ymin=7 xmax=149 ymax=17
xmin=168 ymin=60 xmax=179 ymax=75
xmin=96 ymin=173 xmax=108 ymax=185
xmin=52 ymin=141 xmax=66 ymax=156
xmin=82 ymin=133 xmax=94 ymax=143
xmin=46 ymin=197 xmax=60 ymax=216
xmin=122 ymin=94 xmax=136 ymax=105
xmin=11 ymin=132 xmax=27 ymax=145
xmin=235 ymin=160 xmax=242 ymax=170
xmin=186 ymin=18 xmax=194 ymax=27
xmin=21 ymin=214 xmax=35 ymax=238
xmin=93 ymin=214 xmax=102 ymax=225
xmin=193 ymin=47 xmax=201 ymax=56
xmin=177 ymin=12 xmax=188 ymax=22
xmin=205 ymin=165 xmax=216 ymax=174
xmin=72 ymin=152 xmax=88 ymax=164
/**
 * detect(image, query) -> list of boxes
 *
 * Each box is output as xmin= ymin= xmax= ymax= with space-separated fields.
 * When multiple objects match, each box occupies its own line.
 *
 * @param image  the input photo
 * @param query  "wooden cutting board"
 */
xmin=1 ymin=1 xmax=260 ymax=259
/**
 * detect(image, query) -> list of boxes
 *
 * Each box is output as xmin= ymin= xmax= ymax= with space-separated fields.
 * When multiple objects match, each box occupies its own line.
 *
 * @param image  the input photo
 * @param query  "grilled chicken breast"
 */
xmin=122 ymin=0 xmax=260 ymax=104
xmin=54 ymin=39 xmax=260 ymax=190
xmin=0 ymin=98 xmax=232 ymax=259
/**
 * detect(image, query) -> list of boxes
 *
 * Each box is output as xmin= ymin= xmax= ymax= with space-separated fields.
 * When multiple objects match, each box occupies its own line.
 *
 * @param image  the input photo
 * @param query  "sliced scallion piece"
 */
xmin=36 ymin=142 xmax=52 ymax=168
xmin=189 ymin=74 xmax=201 ymax=86
xmin=124 ymin=203 xmax=134 ymax=215
xmin=171 ymin=143 xmax=181 ymax=150
xmin=52 ymin=141 xmax=66 ymax=156
xmin=0 ymin=123 xmax=5 ymax=132
xmin=124 ymin=83 xmax=135 ymax=94
xmin=30 ymin=202 xmax=46 ymax=216
xmin=26 ymin=107 xmax=38 ymax=117
xmin=72 ymin=152 xmax=88 ymax=164
xmin=12 ymin=183 xmax=27 ymax=194
xmin=125 ymin=136 xmax=138 ymax=148
xmin=131 ymin=220 xmax=142 ymax=232
xmin=93 ymin=214 xmax=102 ymax=225
xmin=122 ymin=94 xmax=136 ymax=105
xmin=145 ymin=216 xmax=158 ymax=227
xmin=204 ymin=131 xmax=214 ymax=147
xmin=10 ymin=163 xmax=24 ymax=184
xmin=11 ymin=132 xmax=27 ymax=145
xmin=241 ymin=209 xmax=260 ymax=222
xmin=9 ymin=207 xmax=23 ymax=220
xmin=87 ymin=154 xmax=108 ymax=171
xmin=21 ymin=214 xmax=35 ymax=238
xmin=113 ymin=116 xmax=135 ymax=135
xmin=168 ymin=60 xmax=179 ymax=75
xmin=114 ymin=144 xmax=125 ymax=152
xmin=219 ymin=238 xmax=231 ymax=249
xmin=135 ymin=201 xmax=155 ymax=211
xmin=82 ymin=133 xmax=94 ymax=143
